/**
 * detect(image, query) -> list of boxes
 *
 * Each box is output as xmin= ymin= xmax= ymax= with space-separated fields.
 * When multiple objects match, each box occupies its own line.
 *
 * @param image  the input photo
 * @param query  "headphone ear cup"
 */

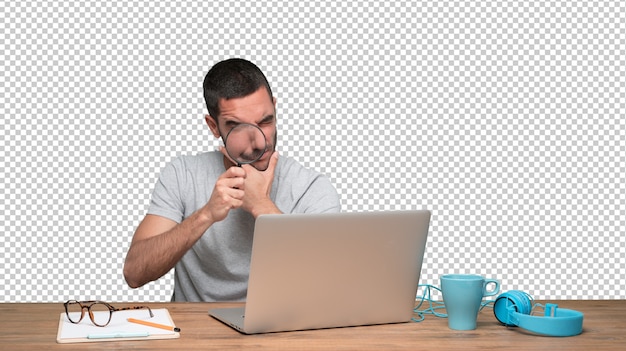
xmin=493 ymin=290 xmax=532 ymax=326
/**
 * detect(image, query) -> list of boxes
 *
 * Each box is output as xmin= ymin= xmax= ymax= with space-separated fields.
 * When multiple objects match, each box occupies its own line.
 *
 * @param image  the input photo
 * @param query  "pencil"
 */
xmin=127 ymin=317 xmax=181 ymax=332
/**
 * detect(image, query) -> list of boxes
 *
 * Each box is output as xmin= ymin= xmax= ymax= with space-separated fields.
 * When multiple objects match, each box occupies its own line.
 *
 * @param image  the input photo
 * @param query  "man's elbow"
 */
xmin=123 ymin=263 xmax=143 ymax=289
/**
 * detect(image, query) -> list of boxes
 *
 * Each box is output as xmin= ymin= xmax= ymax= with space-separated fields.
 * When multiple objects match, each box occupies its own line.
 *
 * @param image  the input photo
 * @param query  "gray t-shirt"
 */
xmin=147 ymin=151 xmax=341 ymax=301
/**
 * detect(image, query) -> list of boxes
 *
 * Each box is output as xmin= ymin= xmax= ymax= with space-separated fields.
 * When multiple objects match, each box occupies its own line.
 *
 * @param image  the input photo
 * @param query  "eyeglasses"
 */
xmin=63 ymin=300 xmax=154 ymax=327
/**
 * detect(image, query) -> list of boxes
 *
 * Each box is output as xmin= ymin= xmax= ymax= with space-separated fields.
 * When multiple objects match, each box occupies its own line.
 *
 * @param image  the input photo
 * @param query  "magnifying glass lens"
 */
xmin=224 ymin=124 xmax=267 ymax=166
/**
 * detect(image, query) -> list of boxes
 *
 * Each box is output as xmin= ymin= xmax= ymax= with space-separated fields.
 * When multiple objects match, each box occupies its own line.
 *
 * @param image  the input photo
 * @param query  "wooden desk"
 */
xmin=1 ymin=301 xmax=624 ymax=350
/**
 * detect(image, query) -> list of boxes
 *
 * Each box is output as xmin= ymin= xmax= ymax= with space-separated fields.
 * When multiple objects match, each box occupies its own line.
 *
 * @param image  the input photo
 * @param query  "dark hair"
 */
xmin=203 ymin=58 xmax=273 ymax=120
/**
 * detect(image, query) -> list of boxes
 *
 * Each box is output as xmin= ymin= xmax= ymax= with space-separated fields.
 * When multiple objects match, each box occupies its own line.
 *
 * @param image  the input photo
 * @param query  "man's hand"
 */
xmin=202 ymin=165 xmax=247 ymax=223
xmin=240 ymin=151 xmax=280 ymax=217
xmin=216 ymin=145 xmax=282 ymax=218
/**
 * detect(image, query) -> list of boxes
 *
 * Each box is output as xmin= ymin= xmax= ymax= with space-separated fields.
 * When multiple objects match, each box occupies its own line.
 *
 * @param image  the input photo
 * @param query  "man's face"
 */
xmin=206 ymin=87 xmax=277 ymax=171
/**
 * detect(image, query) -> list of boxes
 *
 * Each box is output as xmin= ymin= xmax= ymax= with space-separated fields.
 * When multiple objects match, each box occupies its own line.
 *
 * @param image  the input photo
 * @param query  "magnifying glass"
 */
xmin=223 ymin=123 xmax=268 ymax=167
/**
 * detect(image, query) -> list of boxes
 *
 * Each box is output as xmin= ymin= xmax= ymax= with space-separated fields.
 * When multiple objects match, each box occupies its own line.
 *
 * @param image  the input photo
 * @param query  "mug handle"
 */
xmin=483 ymin=279 xmax=501 ymax=297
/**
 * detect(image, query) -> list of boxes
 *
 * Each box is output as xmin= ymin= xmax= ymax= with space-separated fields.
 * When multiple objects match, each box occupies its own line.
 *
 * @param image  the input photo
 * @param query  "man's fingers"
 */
xmin=219 ymin=176 xmax=245 ymax=191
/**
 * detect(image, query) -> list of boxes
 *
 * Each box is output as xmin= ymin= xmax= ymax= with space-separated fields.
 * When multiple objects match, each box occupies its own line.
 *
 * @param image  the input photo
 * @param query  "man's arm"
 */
xmin=123 ymin=165 xmax=247 ymax=288
xmin=123 ymin=153 xmax=284 ymax=288
xmin=123 ymin=213 xmax=214 ymax=288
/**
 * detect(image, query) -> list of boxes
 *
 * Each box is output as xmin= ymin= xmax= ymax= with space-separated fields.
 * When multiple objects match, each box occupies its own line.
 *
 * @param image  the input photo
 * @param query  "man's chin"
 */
xmin=250 ymin=150 xmax=274 ymax=171
xmin=251 ymin=158 xmax=271 ymax=171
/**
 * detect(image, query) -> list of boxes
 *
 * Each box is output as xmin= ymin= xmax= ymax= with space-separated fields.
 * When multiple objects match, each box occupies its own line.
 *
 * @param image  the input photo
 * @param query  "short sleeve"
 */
xmin=147 ymin=158 xmax=186 ymax=223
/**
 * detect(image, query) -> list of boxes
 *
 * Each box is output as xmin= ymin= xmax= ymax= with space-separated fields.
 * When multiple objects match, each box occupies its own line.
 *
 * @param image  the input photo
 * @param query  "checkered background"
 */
xmin=2 ymin=1 xmax=625 ymax=303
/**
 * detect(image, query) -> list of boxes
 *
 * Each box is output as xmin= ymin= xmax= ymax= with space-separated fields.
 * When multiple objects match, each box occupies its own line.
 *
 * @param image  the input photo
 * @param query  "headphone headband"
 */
xmin=493 ymin=291 xmax=583 ymax=337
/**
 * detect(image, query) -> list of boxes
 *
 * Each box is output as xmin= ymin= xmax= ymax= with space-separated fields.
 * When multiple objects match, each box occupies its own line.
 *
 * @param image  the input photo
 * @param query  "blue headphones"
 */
xmin=493 ymin=290 xmax=584 ymax=337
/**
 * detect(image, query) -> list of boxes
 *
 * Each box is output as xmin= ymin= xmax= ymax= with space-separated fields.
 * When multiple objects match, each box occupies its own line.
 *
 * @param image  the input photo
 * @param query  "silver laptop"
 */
xmin=209 ymin=210 xmax=431 ymax=334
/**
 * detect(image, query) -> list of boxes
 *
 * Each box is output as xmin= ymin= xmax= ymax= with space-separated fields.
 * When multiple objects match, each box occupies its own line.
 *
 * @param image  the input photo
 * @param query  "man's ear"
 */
xmin=205 ymin=114 xmax=221 ymax=138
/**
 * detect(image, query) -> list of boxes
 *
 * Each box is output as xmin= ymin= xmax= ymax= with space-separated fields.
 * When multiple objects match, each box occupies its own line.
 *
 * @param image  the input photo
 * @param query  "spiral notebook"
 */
xmin=56 ymin=308 xmax=179 ymax=343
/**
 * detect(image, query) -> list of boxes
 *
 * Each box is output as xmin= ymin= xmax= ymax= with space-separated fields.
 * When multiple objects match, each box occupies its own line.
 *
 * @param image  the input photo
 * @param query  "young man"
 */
xmin=123 ymin=58 xmax=341 ymax=301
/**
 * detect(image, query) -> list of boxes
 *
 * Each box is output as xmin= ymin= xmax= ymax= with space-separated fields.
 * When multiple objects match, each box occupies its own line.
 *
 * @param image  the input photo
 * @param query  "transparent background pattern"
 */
xmin=1 ymin=1 xmax=625 ymax=302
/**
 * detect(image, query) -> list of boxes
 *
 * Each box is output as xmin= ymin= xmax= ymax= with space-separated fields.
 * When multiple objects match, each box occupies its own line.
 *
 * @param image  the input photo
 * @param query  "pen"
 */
xmin=127 ymin=318 xmax=181 ymax=332
xmin=87 ymin=331 xmax=150 ymax=339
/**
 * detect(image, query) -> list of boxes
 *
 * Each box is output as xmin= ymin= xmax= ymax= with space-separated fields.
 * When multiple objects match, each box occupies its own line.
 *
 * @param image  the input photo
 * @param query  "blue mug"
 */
xmin=441 ymin=274 xmax=501 ymax=330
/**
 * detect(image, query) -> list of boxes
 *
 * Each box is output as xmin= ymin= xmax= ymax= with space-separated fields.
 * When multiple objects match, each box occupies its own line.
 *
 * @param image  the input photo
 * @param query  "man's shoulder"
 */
xmin=273 ymin=154 xmax=341 ymax=212
xmin=275 ymin=155 xmax=336 ymax=191
xmin=276 ymin=154 xmax=323 ymax=178
xmin=165 ymin=151 xmax=223 ymax=172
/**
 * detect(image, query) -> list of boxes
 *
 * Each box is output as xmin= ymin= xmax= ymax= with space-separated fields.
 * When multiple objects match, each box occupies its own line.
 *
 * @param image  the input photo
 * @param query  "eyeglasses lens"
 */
xmin=89 ymin=302 xmax=111 ymax=326
xmin=65 ymin=301 xmax=83 ymax=323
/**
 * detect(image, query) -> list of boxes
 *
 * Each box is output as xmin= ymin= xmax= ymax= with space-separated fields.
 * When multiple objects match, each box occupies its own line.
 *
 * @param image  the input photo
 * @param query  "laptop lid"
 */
xmin=210 ymin=210 xmax=431 ymax=334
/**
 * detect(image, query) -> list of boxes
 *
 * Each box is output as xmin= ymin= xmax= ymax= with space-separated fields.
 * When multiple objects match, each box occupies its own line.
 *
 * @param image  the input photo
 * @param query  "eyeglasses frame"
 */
xmin=63 ymin=300 xmax=154 ymax=327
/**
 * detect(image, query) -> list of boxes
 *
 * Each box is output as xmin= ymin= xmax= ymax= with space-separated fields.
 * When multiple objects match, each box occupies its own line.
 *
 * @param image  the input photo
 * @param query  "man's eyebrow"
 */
xmin=222 ymin=115 xmax=274 ymax=127
xmin=259 ymin=114 xmax=275 ymax=123
xmin=223 ymin=120 xmax=239 ymax=127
